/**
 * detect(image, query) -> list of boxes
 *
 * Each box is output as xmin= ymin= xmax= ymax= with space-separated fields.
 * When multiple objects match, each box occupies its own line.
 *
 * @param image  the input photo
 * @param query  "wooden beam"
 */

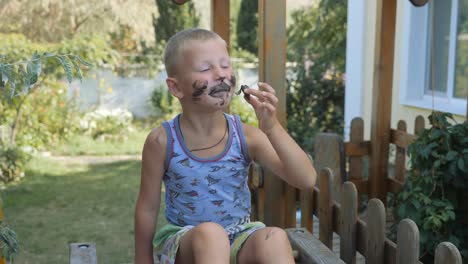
xmin=258 ymin=0 xmax=288 ymax=227
xmin=369 ymin=0 xmax=397 ymax=204
xmin=211 ymin=0 xmax=230 ymax=48
xmin=286 ymin=228 xmax=345 ymax=264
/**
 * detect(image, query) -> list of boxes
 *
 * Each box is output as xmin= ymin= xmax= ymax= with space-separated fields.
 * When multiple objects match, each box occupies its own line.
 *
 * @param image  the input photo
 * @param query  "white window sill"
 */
xmin=401 ymin=95 xmax=466 ymax=116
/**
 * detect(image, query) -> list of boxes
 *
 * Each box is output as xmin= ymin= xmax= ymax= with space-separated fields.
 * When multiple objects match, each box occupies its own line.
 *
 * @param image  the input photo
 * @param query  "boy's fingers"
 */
xmin=258 ymin=82 xmax=276 ymax=95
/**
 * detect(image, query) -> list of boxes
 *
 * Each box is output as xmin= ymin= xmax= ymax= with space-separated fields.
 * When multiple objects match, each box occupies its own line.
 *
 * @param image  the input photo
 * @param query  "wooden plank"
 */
xmin=258 ymin=0 xmax=287 ymax=228
xmin=340 ymin=182 xmax=358 ymax=264
xmin=315 ymin=133 xmax=346 ymax=202
xmin=345 ymin=141 xmax=371 ymax=157
xmin=319 ymin=168 xmax=333 ymax=249
xmin=300 ymin=188 xmax=314 ymax=232
xmin=69 ymin=243 xmax=97 ymax=264
xmin=285 ymin=186 xmax=297 ymax=228
xmin=348 ymin=118 xmax=365 ymax=194
xmin=434 ymin=242 xmax=462 ymax=264
xmin=387 ymin=178 xmax=404 ymax=193
xmin=369 ymin=0 xmax=397 ymax=204
xmin=396 ymin=219 xmax=420 ymax=264
xmin=414 ymin=115 xmax=425 ymax=134
xmin=390 ymin=129 xmax=415 ymax=149
xmin=349 ymin=179 xmax=368 ymax=195
xmin=366 ymin=199 xmax=386 ymax=263
xmin=211 ymin=0 xmax=230 ymax=48
xmin=286 ymin=228 xmax=345 ymax=264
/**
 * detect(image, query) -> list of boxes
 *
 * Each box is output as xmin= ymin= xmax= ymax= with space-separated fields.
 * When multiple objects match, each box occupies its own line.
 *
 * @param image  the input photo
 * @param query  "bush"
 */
xmin=393 ymin=112 xmax=468 ymax=262
xmin=79 ymin=108 xmax=134 ymax=141
xmin=0 ymin=146 xmax=31 ymax=183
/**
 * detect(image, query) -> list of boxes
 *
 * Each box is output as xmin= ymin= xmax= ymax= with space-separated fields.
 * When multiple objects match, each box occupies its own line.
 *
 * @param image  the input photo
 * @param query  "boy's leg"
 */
xmin=236 ymin=227 xmax=294 ymax=264
xmin=175 ymin=222 xmax=230 ymax=264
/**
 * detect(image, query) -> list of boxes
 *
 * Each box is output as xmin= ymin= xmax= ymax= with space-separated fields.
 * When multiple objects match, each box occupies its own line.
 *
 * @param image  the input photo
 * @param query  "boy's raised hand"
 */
xmin=243 ymin=82 xmax=280 ymax=135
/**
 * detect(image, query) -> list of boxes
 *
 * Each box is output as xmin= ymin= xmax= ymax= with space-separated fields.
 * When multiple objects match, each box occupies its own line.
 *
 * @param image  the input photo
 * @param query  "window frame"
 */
xmin=399 ymin=0 xmax=466 ymax=115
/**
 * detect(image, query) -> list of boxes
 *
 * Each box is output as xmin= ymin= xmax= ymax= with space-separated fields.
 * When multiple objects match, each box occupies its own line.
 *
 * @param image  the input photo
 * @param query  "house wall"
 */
xmin=346 ymin=0 xmax=466 ymax=141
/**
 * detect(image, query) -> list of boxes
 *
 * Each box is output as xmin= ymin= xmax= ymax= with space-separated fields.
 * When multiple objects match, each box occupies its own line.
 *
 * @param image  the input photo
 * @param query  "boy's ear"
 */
xmin=166 ymin=77 xmax=184 ymax=99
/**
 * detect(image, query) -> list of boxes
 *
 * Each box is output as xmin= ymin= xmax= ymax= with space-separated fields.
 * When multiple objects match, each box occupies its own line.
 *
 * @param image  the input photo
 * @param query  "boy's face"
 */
xmin=171 ymin=38 xmax=236 ymax=109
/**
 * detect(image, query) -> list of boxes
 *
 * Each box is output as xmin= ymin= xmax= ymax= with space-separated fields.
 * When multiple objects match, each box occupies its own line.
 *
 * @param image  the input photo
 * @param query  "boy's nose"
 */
xmin=214 ymin=66 xmax=228 ymax=80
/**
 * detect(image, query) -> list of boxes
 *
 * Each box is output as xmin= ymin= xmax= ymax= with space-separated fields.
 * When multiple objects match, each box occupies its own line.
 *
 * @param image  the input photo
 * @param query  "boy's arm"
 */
xmin=135 ymin=127 xmax=166 ymax=264
xmin=243 ymin=83 xmax=316 ymax=190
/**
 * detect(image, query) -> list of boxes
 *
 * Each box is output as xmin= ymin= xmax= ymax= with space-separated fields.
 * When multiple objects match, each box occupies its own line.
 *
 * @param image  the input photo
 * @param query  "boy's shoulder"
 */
xmin=145 ymin=125 xmax=168 ymax=150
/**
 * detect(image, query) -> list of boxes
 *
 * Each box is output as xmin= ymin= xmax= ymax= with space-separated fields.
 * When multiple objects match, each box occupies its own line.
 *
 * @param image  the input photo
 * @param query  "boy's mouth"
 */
xmin=208 ymin=82 xmax=231 ymax=97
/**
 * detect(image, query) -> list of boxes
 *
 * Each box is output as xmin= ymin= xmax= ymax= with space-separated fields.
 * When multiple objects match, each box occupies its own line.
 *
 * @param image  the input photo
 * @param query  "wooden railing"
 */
xmin=344 ymin=116 xmax=426 ymax=199
xmin=248 ymin=115 xmax=463 ymax=263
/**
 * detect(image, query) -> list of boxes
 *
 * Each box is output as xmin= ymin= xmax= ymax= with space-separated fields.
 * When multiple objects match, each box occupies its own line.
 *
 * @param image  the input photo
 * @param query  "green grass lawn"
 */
xmin=49 ymin=128 xmax=149 ymax=156
xmin=2 ymin=157 xmax=166 ymax=264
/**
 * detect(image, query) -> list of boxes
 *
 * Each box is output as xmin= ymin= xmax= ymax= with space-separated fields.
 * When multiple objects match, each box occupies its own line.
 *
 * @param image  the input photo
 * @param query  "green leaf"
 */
xmin=56 ymin=55 xmax=73 ymax=83
xmin=27 ymin=51 xmax=42 ymax=77
xmin=446 ymin=210 xmax=456 ymax=220
xmin=1 ymin=64 xmax=14 ymax=84
xmin=446 ymin=150 xmax=458 ymax=161
xmin=411 ymin=199 xmax=421 ymax=209
xmin=75 ymin=55 xmax=93 ymax=67
xmin=70 ymin=58 xmax=83 ymax=82
xmin=458 ymin=158 xmax=465 ymax=171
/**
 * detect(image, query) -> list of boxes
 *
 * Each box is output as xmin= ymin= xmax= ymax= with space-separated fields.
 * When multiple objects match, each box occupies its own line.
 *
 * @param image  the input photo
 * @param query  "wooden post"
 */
xmin=366 ymin=199 xmax=386 ymax=263
xmin=258 ymin=0 xmax=289 ymax=228
xmin=211 ymin=0 xmax=230 ymax=49
xmin=369 ymin=0 xmax=397 ymax=204
xmin=396 ymin=219 xmax=419 ymax=264
xmin=434 ymin=242 xmax=462 ymax=264
xmin=318 ymin=168 xmax=333 ymax=249
xmin=340 ymin=182 xmax=358 ymax=264
xmin=394 ymin=121 xmax=407 ymax=182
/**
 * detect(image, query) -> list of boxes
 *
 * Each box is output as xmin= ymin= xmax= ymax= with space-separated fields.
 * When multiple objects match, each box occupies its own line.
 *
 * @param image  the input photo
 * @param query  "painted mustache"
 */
xmin=208 ymin=82 xmax=231 ymax=97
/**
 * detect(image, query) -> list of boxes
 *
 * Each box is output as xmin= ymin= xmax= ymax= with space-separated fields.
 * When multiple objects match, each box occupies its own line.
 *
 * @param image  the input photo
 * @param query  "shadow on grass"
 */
xmin=3 ymin=158 xmax=166 ymax=264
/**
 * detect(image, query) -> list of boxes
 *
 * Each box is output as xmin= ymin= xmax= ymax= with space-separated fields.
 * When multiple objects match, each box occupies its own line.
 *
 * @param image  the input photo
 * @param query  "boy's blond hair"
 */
xmin=164 ymin=28 xmax=226 ymax=77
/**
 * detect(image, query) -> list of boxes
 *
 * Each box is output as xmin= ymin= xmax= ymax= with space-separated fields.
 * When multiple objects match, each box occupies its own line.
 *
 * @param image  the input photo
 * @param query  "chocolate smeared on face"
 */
xmin=229 ymin=75 xmax=236 ymax=87
xmin=192 ymin=80 xmax=208 ymax=100
xmin=208 ymin=82 xmax=231 ymax=106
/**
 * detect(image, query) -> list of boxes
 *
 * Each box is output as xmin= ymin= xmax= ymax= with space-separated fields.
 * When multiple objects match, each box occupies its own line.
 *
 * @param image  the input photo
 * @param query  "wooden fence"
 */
xmin=248 ymin=115 xmax=463 ymax=263
xmin=344 ymin=116 xmax=426 ymax=202
xmin=284 ymin=168 xmax=462 ymax=264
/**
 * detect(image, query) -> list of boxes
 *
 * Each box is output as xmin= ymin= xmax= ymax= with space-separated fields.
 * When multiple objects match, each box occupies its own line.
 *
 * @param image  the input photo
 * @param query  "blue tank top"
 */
xmin=162 ymin=113 xmax=252 ymax=228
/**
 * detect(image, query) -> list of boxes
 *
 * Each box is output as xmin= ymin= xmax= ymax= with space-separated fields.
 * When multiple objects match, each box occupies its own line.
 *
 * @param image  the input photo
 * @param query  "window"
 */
xmin=400 ymin=0 xmax=467 ymax=115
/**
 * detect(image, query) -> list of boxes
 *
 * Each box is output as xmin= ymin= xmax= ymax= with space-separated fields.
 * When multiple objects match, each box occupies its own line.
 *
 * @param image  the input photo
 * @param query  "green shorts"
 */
xmin=154 ymin=221 xmax=266 ymax=264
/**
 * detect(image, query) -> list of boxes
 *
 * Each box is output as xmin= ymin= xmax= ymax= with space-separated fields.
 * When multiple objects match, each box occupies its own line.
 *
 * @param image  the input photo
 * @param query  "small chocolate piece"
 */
xmin=236 ymin=85 xmax=250 ymax=101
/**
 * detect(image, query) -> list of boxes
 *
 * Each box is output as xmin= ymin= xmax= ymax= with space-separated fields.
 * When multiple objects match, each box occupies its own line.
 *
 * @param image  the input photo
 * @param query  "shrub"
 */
xmin=0 ymin=146 xmax=31 ymax=183
xmin=393 ymin=112 xmax=468 ymax=262
xmin=79 ymin=108 xmax=134 ymax=141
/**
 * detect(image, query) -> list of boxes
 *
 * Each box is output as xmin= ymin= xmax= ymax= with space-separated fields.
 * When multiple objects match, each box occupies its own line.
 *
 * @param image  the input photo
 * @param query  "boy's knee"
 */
xmin=263 ymin=227 xmax=289 ymax=246
xmin=191 ymin=222 xmax=229 ymax=246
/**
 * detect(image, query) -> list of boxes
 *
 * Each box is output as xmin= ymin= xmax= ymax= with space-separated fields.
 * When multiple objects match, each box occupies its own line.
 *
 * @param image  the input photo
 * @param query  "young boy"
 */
xmin=134 ymin=28 xmax=317 ymax=264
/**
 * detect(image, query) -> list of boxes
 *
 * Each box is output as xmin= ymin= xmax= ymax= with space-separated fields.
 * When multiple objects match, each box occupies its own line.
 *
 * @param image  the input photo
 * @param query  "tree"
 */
xmin=153 ymin=0 xmax=200 ymax=44
xmin=0 ymin=0 xmax=157 ymax=44
xmin=236 ymin=0 xmax=258 ymax=54
xmin=286 ymin=0 xmax=347 ymax=153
